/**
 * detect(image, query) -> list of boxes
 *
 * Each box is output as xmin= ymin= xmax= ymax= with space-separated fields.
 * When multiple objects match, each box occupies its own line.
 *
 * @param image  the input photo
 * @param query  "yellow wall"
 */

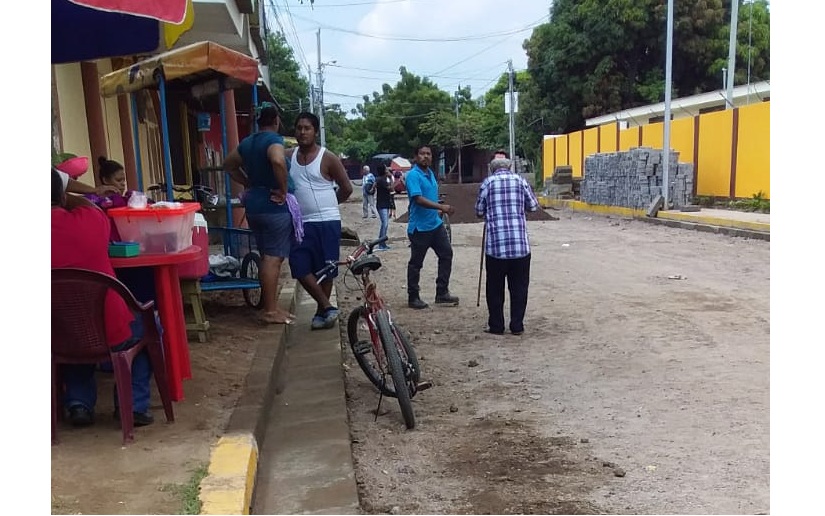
xmin=556 ymin=134 xmax=569 ymax=167
xmin=542 ymin=137 xmax=557 ymax=180
xmin=599 ymin=123 xmax=618 ymax=153
xmin=734 ymin=102 xmax=770 ymax=198
xmin=696 ymin=109 xmax=734 ymax=197
xmin=568 ymin=131 xmax=583 ymax=177
xmin=619 ymin=126 xmax=640 ymax=151
xmin=670 ymin=117 xmax=695 ymax=165
xmin=541 ymin=101 xmax=769 ymax=199
xmin=641 ymin=121 xmax=664 ymax=150
xmin=54 ymin=63 xmax=93 ymax=187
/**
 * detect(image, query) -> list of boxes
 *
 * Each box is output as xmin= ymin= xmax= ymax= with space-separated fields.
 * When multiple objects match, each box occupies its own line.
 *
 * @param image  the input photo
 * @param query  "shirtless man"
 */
xmin=287 ymin=112 xmax=353 ymax=329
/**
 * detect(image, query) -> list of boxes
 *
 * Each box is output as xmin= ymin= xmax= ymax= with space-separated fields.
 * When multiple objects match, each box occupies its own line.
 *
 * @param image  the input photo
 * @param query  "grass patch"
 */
xmin=160 ymin=463 xmax=209 ymax=515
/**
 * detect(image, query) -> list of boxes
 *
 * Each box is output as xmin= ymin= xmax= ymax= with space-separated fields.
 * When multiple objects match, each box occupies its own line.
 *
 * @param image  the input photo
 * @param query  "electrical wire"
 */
xmin=289 ymin=12 xmax=545 ymax=42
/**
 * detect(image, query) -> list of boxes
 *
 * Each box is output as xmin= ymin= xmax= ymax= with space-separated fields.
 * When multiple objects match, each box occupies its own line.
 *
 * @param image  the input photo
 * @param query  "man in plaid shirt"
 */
xmin=475 ymin=151 xmax=539 ymax=335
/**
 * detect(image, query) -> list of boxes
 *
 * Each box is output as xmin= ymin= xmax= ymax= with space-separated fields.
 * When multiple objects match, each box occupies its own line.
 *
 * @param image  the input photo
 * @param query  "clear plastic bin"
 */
xmin=108 ymin=203 xmax=200 ymax=254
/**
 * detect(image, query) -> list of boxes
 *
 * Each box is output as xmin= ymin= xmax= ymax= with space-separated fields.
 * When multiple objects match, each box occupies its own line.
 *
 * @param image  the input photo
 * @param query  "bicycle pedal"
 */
xmin=415 ymin=381 xmax=433 ymax=392
xmin=353 ymin=340 xmax=372 ymax=355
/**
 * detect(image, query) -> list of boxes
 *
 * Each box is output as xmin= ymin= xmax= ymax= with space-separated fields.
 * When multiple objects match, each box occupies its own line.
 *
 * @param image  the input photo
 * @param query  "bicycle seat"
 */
xmin=350 ymin=254 xmax=382 ymax=275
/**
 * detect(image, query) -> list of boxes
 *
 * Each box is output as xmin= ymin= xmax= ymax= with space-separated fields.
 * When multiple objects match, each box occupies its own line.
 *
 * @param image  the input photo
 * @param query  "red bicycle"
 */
xmin=315 ymin=236 xmax=430 ymax=429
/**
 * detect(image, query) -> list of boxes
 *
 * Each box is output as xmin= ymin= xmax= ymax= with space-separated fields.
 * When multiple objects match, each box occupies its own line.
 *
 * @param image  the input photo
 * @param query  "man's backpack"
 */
xmin=366 ymin=176 xmax=376 ymax=195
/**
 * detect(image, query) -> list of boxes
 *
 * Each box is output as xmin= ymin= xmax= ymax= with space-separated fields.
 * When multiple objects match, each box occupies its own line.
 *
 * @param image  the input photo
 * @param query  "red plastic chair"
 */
xmin=51 ymin=268 xmax=175 ymax=445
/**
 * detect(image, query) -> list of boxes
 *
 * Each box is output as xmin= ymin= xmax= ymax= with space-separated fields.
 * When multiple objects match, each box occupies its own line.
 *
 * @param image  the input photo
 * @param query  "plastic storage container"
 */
xmin=108 ymin=203 xmax=200 ymax=254
xmin=178 ymin=213 xmax=210 ymax=279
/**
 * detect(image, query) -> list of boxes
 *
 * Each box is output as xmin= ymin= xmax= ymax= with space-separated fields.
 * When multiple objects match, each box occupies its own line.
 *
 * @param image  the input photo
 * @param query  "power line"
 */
xmin=289 ymin=12 xmax=544 ymax=42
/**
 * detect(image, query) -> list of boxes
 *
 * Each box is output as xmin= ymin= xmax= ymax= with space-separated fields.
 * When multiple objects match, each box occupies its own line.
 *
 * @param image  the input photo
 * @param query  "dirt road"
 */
xmin=336 ymin=196 xmax=769 ymax=515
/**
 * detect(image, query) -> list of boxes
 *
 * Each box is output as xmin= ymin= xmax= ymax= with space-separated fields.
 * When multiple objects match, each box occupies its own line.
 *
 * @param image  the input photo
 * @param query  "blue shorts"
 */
xmin=247 ymin=212 xmax=294 ymax=258
xmin=289 ymin=220 xmax=341 ymax=281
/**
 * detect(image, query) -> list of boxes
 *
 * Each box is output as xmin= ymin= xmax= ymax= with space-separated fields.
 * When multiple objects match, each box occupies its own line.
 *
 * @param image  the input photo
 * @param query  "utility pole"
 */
xmin=308 ymin=66 xmax=315 ymax=114
xmin=316 ymin=28 xmax=327 ymax=147
xmin=663 ymin=0 xmax=674 ymax=210
xmin=507 ymin=60 xmax=516 ymax=171
xmin=725 ymin=0 xmax=740 ymax=109
xmin=455 ymin=86 xmax=462 ymax=184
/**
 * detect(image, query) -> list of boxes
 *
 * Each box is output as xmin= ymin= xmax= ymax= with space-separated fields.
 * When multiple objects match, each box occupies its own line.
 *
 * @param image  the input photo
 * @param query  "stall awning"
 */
xmin=100 ymin=41 xmax=260 ymax=97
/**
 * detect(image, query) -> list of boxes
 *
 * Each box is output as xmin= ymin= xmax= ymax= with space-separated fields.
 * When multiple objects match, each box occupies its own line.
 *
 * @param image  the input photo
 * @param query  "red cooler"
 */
xmin=178 ymin=213 xmax=209 ymax=279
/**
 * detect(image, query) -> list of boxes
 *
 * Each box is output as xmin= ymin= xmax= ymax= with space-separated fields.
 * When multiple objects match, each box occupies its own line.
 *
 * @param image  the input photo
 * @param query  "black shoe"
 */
xmin=408 ymin=298 xmax=429 ymax=309
xmin=114 ymin=409 xmax=155 ymax=427
xmin=483 ymin=327 xmax=504 ymax=335
xmin=68 ymin=406 xmax=94 ymax=427
xmin=435 ymin=292 xmax=460 ymax=306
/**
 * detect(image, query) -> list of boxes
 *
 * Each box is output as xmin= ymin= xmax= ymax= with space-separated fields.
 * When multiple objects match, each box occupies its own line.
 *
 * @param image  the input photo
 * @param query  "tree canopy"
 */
xmin=266 ymin=0 xmax=769 ymax=170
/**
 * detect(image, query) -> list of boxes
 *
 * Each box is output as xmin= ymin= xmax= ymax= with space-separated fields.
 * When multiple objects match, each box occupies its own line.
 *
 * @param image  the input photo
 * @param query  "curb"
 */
xmin=199 ymin=282 xmax=299 ymax=515
xmin=538 ymin=196 xmax=769 ymax=240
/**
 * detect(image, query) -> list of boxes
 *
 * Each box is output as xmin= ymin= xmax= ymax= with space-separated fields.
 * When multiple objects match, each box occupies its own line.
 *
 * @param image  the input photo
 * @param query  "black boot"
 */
xmin=408 ymin=296 xmax=429 ymax=309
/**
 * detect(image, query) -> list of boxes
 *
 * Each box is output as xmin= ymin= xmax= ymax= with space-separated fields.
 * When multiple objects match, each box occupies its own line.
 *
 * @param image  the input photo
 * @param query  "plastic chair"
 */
xmin=51 ymin=268 xmax=175 ymax=445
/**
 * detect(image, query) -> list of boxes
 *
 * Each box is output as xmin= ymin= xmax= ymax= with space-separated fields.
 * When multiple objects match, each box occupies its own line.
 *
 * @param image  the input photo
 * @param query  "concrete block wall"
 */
xmin=581 ymin=148 xmax=694 ymax=209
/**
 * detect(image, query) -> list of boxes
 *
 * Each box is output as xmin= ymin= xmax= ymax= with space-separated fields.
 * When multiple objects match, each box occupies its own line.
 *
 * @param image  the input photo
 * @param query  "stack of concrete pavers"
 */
xmin=582 ymin=147 xmax=694 ymax=209
xmin=543 ymin=165 xmax=575 ymax=199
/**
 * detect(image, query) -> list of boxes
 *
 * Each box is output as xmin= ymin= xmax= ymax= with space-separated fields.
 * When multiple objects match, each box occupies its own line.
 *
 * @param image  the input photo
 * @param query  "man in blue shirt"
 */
xmin=405 ymin=144 xmax=459 ymax=309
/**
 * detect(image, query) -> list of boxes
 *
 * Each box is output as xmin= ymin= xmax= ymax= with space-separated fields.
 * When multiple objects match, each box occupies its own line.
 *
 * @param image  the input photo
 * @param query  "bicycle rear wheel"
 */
xmin=442 ymin=213 xmax=451 ymax=243
xmin=375 ymin=309 xmax=415 ymax=429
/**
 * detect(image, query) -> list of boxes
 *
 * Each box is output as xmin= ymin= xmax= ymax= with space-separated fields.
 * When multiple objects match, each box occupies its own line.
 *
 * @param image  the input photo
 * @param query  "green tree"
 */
xmin=522 ymin=0 xmax=769 ymax=133
xmin=266 ymin=32 xmax=310 ymax=135
xmin=357 ymin=67 xmax=454 ymax=156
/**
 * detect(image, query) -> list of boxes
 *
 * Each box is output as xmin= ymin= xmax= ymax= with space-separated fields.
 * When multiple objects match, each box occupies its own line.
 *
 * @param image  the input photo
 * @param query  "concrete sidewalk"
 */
xmin=251 ymin=286 xmax=360 ymax=515
xmin=538 ymin=197 xmax=769 ymax=240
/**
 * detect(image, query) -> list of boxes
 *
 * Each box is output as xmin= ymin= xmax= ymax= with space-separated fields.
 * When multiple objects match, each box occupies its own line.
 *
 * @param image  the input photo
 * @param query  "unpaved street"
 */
xmin=335 ymin=196 xmax=769 ymax=515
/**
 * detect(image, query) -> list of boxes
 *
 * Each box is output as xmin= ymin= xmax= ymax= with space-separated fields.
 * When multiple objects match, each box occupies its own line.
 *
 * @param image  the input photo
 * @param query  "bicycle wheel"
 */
xmin=241 ymin=252 xmax=263 ymax=309
xmin=442 ymin=213 xmax=452 ymax=243
xmin=376 ymin=309 xmax=415 ymax=429
xmin=392 ymin=323 xmax=420 ymax=384
xmin=347 ymin=306 xmax=394 ymax=397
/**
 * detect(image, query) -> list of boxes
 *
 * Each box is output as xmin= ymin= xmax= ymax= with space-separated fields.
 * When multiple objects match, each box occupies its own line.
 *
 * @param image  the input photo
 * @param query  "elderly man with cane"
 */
xmin=474 ymin=151 xmax=539 ymax=335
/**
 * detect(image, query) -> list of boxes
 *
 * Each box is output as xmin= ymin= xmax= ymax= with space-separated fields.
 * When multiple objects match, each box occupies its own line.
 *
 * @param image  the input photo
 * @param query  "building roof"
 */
xmin=585 ymin=80 xmax=770 ymax=127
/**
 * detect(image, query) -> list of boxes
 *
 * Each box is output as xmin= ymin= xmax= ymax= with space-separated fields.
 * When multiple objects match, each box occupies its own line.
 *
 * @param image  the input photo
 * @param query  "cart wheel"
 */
xmin=241 ymin=252 xmax=263 ymax=309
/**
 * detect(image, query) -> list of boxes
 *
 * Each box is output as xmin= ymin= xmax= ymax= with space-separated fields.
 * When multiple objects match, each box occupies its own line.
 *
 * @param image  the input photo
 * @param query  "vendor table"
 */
xmin=110 ymin=245 xmax=200 ymax=402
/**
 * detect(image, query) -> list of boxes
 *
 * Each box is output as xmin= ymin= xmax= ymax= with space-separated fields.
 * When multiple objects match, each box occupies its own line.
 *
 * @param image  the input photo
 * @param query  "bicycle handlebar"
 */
xmin=313 ymin=236 xmax=389 ymax=283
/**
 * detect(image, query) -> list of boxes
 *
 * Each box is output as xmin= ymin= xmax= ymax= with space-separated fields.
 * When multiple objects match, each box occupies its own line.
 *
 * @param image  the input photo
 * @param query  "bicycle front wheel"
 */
xmin=347 ymin=306 xmax=394 ymax=397
xmin=376 ymin=309 xmax=415 ymax=429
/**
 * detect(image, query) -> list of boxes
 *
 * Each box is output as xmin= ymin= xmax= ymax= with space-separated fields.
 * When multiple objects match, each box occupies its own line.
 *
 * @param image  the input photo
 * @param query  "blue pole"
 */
xmin=252 ymin=82 xmax=259 ymax=134
xmin=218 ymin=78 xmax=234 ymax=256
xmin=157 ymin=74 xmax=175 ymax=201
xmin=130 ymin=93 xmax=144 ymax=191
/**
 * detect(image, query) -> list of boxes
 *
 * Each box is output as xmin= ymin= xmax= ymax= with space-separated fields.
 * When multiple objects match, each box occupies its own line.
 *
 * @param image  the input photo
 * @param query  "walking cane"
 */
xmin=476 ymin=223 xmax=487 ymax=307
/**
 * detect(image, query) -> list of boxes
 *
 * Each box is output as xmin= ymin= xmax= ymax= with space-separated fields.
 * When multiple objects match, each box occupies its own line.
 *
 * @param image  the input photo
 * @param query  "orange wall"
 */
xmin=568 ymin=131 xmax=583 ymax=177
xmin=696 ymin=110 xmax=734 ymax=196
xmin=619 ymin=126 xmax=640 ymax=151
xmin=599 ymin=123 xmax=618 ymax=153
xmin=539 ymin=101 xmax=769 ymax=199
xmin=734 ymin=102 xmax=770 ymax=198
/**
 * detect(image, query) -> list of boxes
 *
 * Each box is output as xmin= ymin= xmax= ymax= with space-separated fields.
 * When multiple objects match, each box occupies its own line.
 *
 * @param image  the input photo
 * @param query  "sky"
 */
xmin=263 ymin=0 xmax=551 ymax=111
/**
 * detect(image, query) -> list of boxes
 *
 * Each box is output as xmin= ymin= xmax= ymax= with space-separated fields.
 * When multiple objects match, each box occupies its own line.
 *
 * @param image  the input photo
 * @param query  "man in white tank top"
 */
xmin=287 ymin=112 xmax=353 ymax=330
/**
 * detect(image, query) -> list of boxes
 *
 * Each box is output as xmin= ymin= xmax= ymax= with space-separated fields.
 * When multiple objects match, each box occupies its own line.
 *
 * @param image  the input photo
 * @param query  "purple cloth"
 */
xmin=286 ymin=193 xmax=304 ymax=244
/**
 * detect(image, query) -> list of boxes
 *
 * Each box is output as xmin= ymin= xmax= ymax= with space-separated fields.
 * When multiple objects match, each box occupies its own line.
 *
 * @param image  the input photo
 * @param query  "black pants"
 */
xmin=485 ymin=253 xmax=531 ymax=333
xmin=407 ymin=224 xmax=453 ymax=300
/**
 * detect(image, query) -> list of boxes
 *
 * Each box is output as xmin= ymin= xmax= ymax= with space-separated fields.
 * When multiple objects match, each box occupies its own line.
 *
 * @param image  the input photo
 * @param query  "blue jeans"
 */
xmin=378 ymin=208 xmax=390 ymax=245
xmin=62 ymin=315 xmax=159 ymax=414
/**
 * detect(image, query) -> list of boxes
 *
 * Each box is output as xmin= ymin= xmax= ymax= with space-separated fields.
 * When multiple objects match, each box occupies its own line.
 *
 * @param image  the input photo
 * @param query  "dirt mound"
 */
xmin=395 ymin=183 xmax=555 ymax=224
